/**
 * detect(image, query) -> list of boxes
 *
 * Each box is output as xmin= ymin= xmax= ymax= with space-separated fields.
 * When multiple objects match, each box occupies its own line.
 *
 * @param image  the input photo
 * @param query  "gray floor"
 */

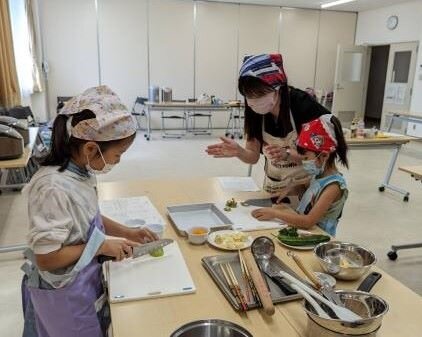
xmin=1 ymin=130 xmax=422 ymax=336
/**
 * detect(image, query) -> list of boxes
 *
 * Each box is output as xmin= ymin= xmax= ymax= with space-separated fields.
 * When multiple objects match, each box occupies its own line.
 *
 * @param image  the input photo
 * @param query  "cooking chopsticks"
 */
xmin=239 ymin=250 xmax=261 ymax=306
xmin=220 ymin=264 xmax=248 ymax=311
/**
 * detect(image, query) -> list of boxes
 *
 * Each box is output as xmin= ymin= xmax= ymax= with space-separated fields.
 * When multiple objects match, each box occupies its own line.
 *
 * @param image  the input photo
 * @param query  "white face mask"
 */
xmin=86 ymin=146 xmax=115 ymax=175
xmin=247 ymin=92 xmax=277 ymax=115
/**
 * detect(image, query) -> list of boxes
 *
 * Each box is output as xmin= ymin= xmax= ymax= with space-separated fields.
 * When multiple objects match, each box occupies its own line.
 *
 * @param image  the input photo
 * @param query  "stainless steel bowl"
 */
xmin=303 ymin=290 xmax=389 ymax=336
xmin=314 ymin=241 xmax=376 ymax=280
xmin=170 ymin=319 xmax=253 ymax=337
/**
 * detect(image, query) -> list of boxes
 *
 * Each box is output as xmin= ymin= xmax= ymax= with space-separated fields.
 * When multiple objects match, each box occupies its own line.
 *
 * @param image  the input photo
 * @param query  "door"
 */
xmin=381 ymin=42 xmax=418 ymax=132
xmin=332 ymin=45 xmax=368 ymax=128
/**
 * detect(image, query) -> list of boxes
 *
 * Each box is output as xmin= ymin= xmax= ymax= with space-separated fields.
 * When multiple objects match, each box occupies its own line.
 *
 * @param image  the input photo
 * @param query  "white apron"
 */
xmin=262 ymin=110 xmax=308 ymax=195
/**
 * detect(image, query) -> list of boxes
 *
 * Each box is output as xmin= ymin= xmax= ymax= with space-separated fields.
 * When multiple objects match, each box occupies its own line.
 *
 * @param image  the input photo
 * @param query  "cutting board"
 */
xmin=107 ymin=242 xmax=196 ymax=303
xmin=215 ymin=202 xmax=285 ymax=232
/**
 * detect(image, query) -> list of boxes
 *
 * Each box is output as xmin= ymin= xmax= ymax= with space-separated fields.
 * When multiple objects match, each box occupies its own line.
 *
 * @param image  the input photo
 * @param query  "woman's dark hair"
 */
xmin=297 ymin=115 xmax=348 ymax=169
xmin=239 ymin=76 xmax=291 ymax=143
xmin=41 ymin=109 xmax=136 ymax=171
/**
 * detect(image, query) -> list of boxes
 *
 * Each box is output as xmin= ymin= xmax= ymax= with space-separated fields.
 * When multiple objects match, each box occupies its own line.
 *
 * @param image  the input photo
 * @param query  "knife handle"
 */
xmin=270 ymin=276 xmax=297 ymax=296
xmin=97 ymin=255 xmax=115 ymax=264
xmin=357 ymin=272 xmax=382 ymax=292
xmin=243 ymin=249 xmax=275 ymax=316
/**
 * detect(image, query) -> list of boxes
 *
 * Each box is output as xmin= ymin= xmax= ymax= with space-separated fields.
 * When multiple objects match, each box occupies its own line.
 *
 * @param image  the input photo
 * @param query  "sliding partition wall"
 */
xmin=39 ymin=0 xmax=356 ymax=127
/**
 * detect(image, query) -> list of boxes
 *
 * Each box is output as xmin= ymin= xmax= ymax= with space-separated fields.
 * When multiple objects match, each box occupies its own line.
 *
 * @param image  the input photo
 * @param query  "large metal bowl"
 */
xmin=303 ymin=290 xmax=389 ymax=336
xmin=170 ymin=319 xmax=253 ymax=337
xmin=314 ymin=241 xmax=376 ymax=280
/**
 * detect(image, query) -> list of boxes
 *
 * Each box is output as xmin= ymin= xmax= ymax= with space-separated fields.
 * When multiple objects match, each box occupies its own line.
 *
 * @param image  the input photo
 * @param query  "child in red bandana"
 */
xmin=252 ymin=115 xmax=348 ymax=236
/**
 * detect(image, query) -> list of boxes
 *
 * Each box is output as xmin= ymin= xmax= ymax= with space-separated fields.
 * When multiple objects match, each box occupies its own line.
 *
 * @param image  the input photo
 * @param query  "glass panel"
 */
xmin=342 ymin=52 xmax=363 ymax=82
xmin=392 ymin=51 xmax=411 ymax=83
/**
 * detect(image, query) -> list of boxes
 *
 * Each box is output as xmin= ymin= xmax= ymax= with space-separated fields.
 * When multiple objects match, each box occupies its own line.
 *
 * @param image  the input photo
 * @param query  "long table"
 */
xmin=144 ymin=102 xmax=243 ymax=140
xmin=97 ymin=177 xmax=422 ymax=337
xmin=384 ymin=165 xmax=422 ymax=260
xmin=346 ymin=133 xmax=415 ymax=201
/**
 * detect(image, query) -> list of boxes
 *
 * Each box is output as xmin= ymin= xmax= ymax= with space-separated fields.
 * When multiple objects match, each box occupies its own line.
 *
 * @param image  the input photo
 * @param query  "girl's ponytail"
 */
xmin=329 ymin=115 xmax=349 ymax=169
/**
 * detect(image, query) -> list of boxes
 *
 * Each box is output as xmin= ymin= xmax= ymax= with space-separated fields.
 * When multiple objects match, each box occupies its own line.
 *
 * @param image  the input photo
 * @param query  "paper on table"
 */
xmin=218 ymin=176 xmax=260 ymax=192
xmin=100 ymin=196 xmax=166 ymax=228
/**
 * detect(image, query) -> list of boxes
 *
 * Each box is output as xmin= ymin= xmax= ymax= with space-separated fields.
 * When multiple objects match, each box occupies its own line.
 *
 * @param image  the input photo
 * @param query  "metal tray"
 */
xmin=167 ymin=203 xmax=233 ymax=236
xmin=202 ymin=253 xmax=302 ymax=311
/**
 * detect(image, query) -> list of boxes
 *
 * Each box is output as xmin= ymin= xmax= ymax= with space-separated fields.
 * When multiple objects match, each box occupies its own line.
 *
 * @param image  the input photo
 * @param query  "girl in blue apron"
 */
xmin=252 ymin=114 xmax=348 ymax=236
xmin=21 ymin=86 xmax=157 ymax=337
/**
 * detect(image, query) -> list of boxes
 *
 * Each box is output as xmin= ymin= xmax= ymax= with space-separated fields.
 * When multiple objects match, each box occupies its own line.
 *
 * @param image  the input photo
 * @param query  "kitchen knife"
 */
xmin=98 ymin=239 xmax=174 ymax=264
xmin=240 ymin=198 xmax=275 ymax=207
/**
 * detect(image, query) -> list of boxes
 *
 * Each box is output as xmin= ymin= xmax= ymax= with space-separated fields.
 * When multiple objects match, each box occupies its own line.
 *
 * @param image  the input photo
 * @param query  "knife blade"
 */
xmin=240 ymin=198 xmax=274 ymax=207
xmin=98 ymin=239 xmax=173 ymax=263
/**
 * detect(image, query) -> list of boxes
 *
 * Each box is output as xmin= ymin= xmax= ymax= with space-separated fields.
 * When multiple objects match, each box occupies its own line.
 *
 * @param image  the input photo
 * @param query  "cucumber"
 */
xmin=278 ymin=234 xmax=330 ymax=246
xmin=149 ymin=247 xmax=164 ymax=257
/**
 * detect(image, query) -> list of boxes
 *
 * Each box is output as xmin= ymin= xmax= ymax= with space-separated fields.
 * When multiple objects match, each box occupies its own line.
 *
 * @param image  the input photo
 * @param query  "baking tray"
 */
xmin=167 ymin=203 xmax=233 ymax=236
xmin=202 ymin=253 xmax=302 ymax=311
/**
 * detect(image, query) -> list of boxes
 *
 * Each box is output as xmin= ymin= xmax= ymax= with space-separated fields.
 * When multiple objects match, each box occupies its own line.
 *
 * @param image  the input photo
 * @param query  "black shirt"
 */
xmin=264 ymin=87 xmax=331 ymax=138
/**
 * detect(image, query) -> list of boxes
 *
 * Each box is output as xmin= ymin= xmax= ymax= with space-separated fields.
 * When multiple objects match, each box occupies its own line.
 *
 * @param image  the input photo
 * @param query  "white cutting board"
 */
xmin=215 ymin=202 xmax=285 ymax=232
xmin=107 ymin=242 xmax=196 ymax=303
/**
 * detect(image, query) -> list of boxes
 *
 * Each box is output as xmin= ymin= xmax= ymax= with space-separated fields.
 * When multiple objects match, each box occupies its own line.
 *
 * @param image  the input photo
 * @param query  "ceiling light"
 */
xmin=321 ymin=0 xmax=356 ymax=9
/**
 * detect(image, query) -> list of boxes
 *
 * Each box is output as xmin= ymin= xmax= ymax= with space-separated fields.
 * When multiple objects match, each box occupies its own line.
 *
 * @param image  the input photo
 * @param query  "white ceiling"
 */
xmin=210 ymin=0 xmax=420 ymax=12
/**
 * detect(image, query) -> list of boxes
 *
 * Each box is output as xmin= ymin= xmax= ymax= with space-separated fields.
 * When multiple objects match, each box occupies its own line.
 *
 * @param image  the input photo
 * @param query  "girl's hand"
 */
xmin=251 ymin=207 xmax=277 ymax=221
xmin=127 ymin=228 xmax=159 ymax=244
xmin=97 ymin=238 xmax=139 ymax=261
xmin=206 ymin=137 xmax=241 ymax=158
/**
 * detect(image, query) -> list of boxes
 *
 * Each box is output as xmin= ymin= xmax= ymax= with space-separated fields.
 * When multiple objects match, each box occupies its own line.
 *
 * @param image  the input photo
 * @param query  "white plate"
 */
xmin=208 ymin=230 xmax=253 ymax=251
xmin=277 ymin=240 xmax=316 ymax=251
xmin=275 ymin=229 xmax=322 ymax=251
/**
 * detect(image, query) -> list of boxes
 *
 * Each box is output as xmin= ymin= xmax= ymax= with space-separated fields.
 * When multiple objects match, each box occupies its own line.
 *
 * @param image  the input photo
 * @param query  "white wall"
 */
xmin=97 ymin=0 xmax=148 ymax=112
xmin=35 ymin=0 xmax=357 ymax=126
xmin=355 ymin=0 xmax=422 ymax=114
xmin=279 ymin=8 xmax=319 ymax=89
xmin=195 ymin=1 xmax=238 ymax=127
xmin=39 ymin=0 xmax=99 ymax=117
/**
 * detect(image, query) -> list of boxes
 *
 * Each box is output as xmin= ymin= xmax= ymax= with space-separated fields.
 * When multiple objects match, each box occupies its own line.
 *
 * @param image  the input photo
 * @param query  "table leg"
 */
xmin=378 ymin=144 xmax=410 ymax=201
xmin=145 ymin=106 xmax=151 ymax=141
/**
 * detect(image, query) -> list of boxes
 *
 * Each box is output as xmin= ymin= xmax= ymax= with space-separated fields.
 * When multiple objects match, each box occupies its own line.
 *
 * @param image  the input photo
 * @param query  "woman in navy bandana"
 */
xmin=207 ymin=53 xmax=332 ymax=205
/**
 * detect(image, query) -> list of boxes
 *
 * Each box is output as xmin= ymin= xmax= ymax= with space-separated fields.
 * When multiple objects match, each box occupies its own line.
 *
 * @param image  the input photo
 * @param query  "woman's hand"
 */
xmin=206 ymin=137 xmax=242 ymax=158
xmin=263 ymin=144 xmax=288 ymax=162
xmin=263 ymin=145 xmax=302 ymax=163
xmin=251 ymin=207 xmax=278 ymax=221
xmin=97 ymin=238 xmax=140 ymax=261
xmin=126 ymin=228 xmax=159 ymax=244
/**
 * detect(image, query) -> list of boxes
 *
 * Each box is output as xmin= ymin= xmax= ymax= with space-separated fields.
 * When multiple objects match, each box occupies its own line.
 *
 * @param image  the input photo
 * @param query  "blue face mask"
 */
xmin=302 ymin=155 xmax=324 ymax=177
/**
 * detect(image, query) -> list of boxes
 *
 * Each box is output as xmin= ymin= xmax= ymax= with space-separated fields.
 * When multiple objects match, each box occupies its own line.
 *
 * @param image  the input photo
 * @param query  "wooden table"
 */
xmin=144 ymin=102 xmax=243 ymax=140
xmin=97 ymin=177 xmax=422 ymax=337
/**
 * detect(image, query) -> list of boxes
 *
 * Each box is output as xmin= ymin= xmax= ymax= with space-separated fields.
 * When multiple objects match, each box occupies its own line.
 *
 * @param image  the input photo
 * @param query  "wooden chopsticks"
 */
xmin=239 ymin=250 xmax=261 ymax=306
xmin=220 ymin=263 xmax=248 ymax=311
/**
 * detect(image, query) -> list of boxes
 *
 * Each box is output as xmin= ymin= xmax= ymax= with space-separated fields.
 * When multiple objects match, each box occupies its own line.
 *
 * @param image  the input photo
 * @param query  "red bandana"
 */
xmin=297 ymin=115 xmax=337 ymax=153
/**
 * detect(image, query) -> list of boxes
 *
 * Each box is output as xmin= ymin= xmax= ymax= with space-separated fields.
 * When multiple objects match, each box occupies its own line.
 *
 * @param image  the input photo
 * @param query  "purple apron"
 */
xmin=21 ymin=212 xmax=110 ymax=337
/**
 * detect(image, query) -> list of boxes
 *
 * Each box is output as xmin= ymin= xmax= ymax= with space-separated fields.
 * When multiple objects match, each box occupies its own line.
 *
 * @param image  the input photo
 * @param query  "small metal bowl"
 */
xmin=314 ymin=241 xmax=376 ymax=280
xmin=170 ymin=319 xmax=253 ymax=337
xmin=303 ymin=290 xmax=389 ymax=336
